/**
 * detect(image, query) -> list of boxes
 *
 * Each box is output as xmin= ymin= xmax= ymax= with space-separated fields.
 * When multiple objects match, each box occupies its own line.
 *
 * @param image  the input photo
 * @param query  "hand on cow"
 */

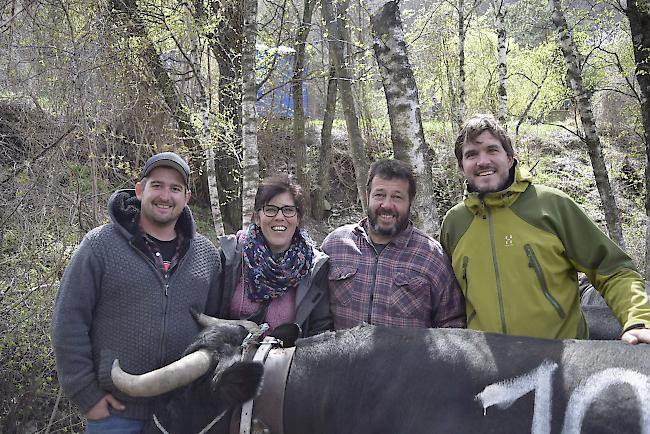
xmin=85 ymin=393 xmax=125 ymax=420
xmin=621 ymin=328 xmax=650 ymax=345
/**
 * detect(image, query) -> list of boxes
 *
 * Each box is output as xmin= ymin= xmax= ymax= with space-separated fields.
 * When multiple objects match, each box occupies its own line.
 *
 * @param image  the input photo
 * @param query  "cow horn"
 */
xmin=193 ymin=311 xmax=260 ymax=333
xmin=111 ymin=349 xmax=212 ymax=397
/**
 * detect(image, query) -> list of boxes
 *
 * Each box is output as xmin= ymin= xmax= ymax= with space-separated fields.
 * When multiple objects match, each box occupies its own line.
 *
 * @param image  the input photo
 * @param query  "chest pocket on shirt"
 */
xmin=390 ymin=273 xmax=431 ymax=319
xmin=328 ymin=266 xmax=357 ymax=307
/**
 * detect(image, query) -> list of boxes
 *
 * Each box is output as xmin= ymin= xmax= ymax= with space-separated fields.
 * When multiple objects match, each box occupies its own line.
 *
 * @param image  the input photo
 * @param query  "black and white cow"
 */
xmin=112 ymin=320 xmax=650 ymax=434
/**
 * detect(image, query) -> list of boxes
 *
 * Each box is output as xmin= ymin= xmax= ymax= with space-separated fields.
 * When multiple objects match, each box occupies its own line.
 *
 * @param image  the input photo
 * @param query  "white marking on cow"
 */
xmin=477 ymin=361 xmax=650 ymax=434
xmin=560 ymin=368 xmax=650 ymax=434
xmin=476 ymin=361 xmax=557 ymax=434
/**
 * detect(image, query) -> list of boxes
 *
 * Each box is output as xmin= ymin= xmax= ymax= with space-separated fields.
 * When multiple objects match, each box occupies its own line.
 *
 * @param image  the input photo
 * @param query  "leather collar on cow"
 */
xmin=232 ymin=328 xmax=298 ymax=434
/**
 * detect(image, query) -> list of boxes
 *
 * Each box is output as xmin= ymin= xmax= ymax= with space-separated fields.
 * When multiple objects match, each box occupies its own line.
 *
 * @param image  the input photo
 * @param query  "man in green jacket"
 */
xmin=440 ymin=114 xmax=650 ymax=343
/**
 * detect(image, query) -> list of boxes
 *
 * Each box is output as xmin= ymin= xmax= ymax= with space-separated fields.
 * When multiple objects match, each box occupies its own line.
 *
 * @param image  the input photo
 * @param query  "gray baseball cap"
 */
xmin=141 ymin=152 xmax=190 ymax=187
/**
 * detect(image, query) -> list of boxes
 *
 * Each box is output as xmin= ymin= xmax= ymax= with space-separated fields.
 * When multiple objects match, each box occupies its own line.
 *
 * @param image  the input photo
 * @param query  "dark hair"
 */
xmin=366 ymin=159 xmax=416 ymax=201
xmin=254 ymin=175 xmax=305 ymax=220
xmin=454 ymin=114 xmax=514 ymax=167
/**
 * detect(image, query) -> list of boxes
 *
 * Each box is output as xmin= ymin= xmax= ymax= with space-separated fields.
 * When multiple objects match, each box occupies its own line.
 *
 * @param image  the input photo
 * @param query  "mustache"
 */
xmin=376 ymin=209 xmax=397 ymax=217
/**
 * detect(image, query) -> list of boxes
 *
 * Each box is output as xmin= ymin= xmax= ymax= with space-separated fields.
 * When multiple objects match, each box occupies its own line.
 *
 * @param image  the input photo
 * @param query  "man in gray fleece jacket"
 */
xmin=51 ymin=152 xmax=221 ymax=433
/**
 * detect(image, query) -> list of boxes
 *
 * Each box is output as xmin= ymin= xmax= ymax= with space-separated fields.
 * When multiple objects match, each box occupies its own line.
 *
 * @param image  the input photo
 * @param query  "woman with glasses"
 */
xmin=215 ymin=175 xmax=333 ymax=336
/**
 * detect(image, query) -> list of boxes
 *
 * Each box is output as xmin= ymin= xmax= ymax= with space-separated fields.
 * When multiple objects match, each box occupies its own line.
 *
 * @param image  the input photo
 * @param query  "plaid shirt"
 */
xmin=136 ymin=221 xmax=187 ymax=276
xmin=321 ymin=218 xmax=465 ymax=329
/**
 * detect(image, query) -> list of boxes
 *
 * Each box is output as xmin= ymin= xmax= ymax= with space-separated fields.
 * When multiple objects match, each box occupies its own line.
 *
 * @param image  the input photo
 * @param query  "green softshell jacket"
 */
xmin=441 ymin=164 xmax=650 ymax=339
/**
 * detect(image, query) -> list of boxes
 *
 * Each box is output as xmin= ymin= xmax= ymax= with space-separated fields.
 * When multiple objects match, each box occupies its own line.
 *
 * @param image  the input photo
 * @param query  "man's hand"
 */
xmin=85 ymin=394 xmax=125 ymax=420
xmin=621 ymin=328 xmax=650 ymax=345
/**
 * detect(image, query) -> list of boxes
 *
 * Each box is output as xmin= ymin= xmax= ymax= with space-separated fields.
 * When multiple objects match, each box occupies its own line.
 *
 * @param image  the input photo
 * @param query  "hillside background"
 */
xmin=1 ymin=0 xmax=649 ymax=432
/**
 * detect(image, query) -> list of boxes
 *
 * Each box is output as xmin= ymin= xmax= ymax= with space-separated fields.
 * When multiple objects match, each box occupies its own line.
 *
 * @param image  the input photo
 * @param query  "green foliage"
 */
xmin=1 ymin=0 xmax=649 ymax=431
xmin=423 ymin=120 xmax=465 ymax=216
xmin=408 ymin=5 xmax=572 ymax=124
xmin=507 ymin=38 xmax=570 ymax=119
xmin=407 ymin=3 xmax=460 ymax=122
xmin=0 ymin=125 xmax=116 ymax=431
xmin=505 ymin=0 xmax=554 ymax=48
xmin=191 ymin=203 xmax=219 ymax=243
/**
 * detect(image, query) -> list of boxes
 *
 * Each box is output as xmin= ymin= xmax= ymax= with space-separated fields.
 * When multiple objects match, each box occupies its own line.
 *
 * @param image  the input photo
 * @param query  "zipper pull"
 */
xmin=165 ymin=283 xmax=169 ymax=296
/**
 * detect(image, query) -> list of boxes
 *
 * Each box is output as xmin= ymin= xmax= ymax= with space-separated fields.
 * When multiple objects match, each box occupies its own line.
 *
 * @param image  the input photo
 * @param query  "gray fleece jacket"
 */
xmin=51 ymin=190 xmax=221 ymax=420
xmin=217 ymin=234 xmax=333 ymax=336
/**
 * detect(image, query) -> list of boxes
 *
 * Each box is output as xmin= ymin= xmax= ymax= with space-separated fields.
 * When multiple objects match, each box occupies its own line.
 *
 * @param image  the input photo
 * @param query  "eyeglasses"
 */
xmin=260 ymin=204 xmax=298 ymax=218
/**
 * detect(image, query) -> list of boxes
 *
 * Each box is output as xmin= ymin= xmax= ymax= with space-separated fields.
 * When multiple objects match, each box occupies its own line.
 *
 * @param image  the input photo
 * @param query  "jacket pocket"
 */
xmin=328 ymin=266 xmax=357 ymax=307
xmin=461 ymin=257 xmax=476 ymax=326
xmin=389 ymin=273 xmax=431 ymax=319
xmin=524 ymin=244 xmax=566 ymax=319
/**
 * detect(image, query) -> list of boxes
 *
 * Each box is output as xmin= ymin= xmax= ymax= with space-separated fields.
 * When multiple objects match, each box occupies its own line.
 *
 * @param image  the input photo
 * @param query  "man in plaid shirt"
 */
xmin=322 ymin=159 xmax=465 ymax=330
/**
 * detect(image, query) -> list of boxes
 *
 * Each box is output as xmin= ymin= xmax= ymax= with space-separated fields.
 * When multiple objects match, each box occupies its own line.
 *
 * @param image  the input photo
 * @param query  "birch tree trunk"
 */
xmin=623 ymin=0 xmax=650 ymax=276
xmin=184 ymin=4 xmax=225 ymax=236
xmin=369 ymin=0 xmax=440 ymax=236
xmin=493 ymin=0 xmax=507 ymax=123
xmin=241 ymin=0 xmax=259 ymax=228
xmin=313 ymin=61 xmax=338 ymax=221
xmin=292 ymin=0 xmax=316 ymax=214
xmin=322 ymin=0 xmax=369 ymax=212
xmin=549 ymin=0 xmax=625 ymax=248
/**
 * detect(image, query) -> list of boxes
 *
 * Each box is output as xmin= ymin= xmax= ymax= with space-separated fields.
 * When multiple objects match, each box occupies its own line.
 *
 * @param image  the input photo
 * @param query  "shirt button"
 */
xmin=155 ymin=252 xmax=161 ymax=256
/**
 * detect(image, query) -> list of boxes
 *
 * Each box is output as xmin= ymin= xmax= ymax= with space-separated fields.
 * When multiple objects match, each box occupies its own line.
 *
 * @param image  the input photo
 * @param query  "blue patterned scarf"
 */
xmin=242 ymin=224 xmax=314 ymax=302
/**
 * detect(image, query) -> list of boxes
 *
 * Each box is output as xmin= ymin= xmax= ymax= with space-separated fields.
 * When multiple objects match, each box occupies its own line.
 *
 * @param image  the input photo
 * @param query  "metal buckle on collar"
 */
xmin=241 ymin=323 xmax=270 ymax=349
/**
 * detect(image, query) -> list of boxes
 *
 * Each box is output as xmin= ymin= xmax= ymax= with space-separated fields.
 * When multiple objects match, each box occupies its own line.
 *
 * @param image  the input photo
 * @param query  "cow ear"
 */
xmin=270 ymin=323 xmax=301 ymax=347
xmin=212 ymin=361 xmax=263 ymax=406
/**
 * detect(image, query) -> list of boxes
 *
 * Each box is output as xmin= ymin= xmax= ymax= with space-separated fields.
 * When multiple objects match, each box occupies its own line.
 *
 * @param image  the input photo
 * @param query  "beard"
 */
xmin=467 ymin=177 xmax=511 ymax=194
xmin=467 ymin=165 xmax=515 ymax=194
xmin=367 ymin=207 xmax=409 ymax=239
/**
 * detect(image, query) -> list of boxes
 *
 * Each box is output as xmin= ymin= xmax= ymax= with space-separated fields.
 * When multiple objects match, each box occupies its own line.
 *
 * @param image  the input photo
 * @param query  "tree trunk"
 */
xmin=369 ymin=1 xmax=440 ymax=236
xmin=241 ymin=0 xmax=259 ymax=228
xmin=549 ymin=0 xmax=625 ymax=248
xmin=206 ymin=0 xmax=244 ymax=234
xmin=292 ymin=0 xmax=316 ymax=215
xmin=623 ymin=0 xmax=650 ymax=276
xmin=353 ymin=2 xmax=375 ymax=143
xmin=110 ymin=0 xmax=201 ymax=152
xmin=493 ymin=0 xmax=507 ymax=123
xmin=184 ymin=4 xmax=225 ymax=236
xmin=313 ymin=61 xmax=338 ymax=220
xmin=457 ymin=0 xmax=467 ymax=130
xmin=322 ymin=0 xmax=369 ymax=212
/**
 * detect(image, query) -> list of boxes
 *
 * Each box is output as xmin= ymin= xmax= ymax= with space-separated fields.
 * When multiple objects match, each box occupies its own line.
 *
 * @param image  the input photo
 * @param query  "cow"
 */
xmin=579 ymin=276 xmax=643 ymax=340
xmin=111 ymin=317 xmax=650 ymax=434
